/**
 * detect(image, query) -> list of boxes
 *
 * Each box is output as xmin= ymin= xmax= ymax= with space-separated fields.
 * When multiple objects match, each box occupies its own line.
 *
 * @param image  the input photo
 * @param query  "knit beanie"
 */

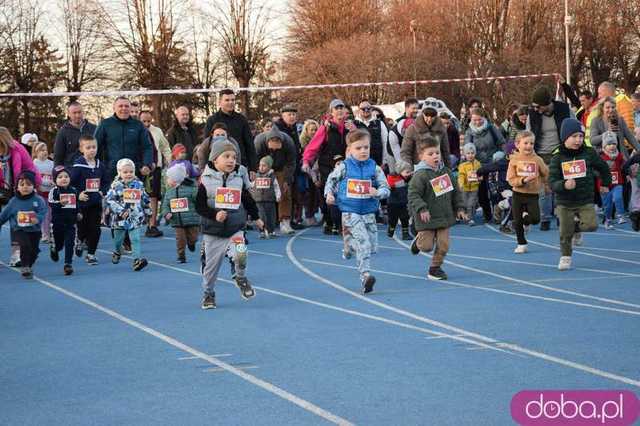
xmin=559 ymin=118 xmax=584 ymax=143
xmin=260 ymin=155 xmax=274 ymax=169
xmin=166 ymin=163 xmax=187 ymax=186
xmin=209 ymin=137 xmax=237 ymax=162
xmin=532 ymin=86 xmax=552 ymax=106
xmin=462 ymin=143 xmax=476 ymax=155
xmin=116 ymin=158 xmax=136 ymax=173
xmin=52 ymin=165 xmax=70 ymax=181
xmin=17 ymin=170 xmax=36 ymax=186
xmin=21 ymin=133 xmax=38 ymax=146
xmin=171 ymin=143 xmax=186 ymax=159
xmin=602 ymin=131 xmax=618 ymax=148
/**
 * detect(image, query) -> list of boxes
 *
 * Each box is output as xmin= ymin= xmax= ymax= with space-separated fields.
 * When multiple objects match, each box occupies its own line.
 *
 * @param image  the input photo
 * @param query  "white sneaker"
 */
xmin=304 ymin=217 xmax=318 ymax=227
xmin=572 ymin=232 xmax=583 ymax=246
xmin=514 ymin=244 xmax=528 ymax=254
xmin=9 ymin=246 xmax=20 ymax=267
xmin=617 ymin=215 xmax=628 ymax=225
xmin=279 ymin=219 xmax=295 ymax=235
xmin=558 ymin=256 xmax=572 ymax=271
xmin=605 ymin=219 xmax=614 ymax=230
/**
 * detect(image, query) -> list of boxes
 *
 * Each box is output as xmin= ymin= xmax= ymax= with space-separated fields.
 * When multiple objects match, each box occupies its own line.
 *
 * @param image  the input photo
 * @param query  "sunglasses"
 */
xmin=334 ymin=105 xmax=345 ymax=110
xmin=360 ymin=107 xmax=371 ymax=112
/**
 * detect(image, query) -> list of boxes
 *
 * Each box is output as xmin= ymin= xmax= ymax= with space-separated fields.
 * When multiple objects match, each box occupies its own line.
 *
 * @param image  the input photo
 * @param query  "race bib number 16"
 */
xmin=215 ymin=187 xmax=241 ymax=210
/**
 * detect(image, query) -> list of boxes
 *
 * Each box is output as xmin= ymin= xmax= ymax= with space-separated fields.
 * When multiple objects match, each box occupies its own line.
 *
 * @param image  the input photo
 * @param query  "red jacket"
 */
xmin=598 ymin=151 xmax=625 ymax=188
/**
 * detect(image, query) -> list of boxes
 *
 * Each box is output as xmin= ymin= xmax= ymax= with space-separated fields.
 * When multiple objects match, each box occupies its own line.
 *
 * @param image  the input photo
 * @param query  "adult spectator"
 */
xmin=130 ymin=101 xmax=141 ymax=119
xmin=94 ymin=96 xmax=153 ymax=180
xmin=401 ymin=104 xmax=451 ymax=168
xmin=354 ymin=99 xmax=390 ymax=168
xmin=589 ymin=96 xmax=640 ymax=158
xmin=274 ymin=104 xmax=305 ymax=229
xmin=255 ymin=127 xmax=297 ymax=234
xmin=139 ymin=110 xmax=172 ymax=237
xmin=439 ymin=112 xmax=460 ymax=160
xmin=302 ymin=99 xmax=350 ymax=234
xmin=591 ymin=82 xmax=636 ymax=150
xmin=166 ymin=106 xmax=199 ymax=160
xmin=0 ymin=127 xmax=42 ymax=266
xmin=197 ymin=122 xmax=242 ymax=172
xmin=526 ymin=85 xmax=572 ymax=230
xmin=631 ymin=92 xmax=640 ymax=133
xmin=464 ymin=107 xmax=505 ymax=223
xmin=460 ymin=97 xmax=485 ymax=133
xmin=576 ymin=90 xmax=596 ymax=125
xmin=53 ymin=101 xmax=97 ymax=167
xmin=388 ymin=98 xmax=419 ymax=171
xmin=204 ymin=89 xmax=257 ymax=174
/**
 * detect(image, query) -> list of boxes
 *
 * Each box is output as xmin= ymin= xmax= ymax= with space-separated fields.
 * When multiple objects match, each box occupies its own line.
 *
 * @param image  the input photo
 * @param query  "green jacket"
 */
xmin=549 ymin=144 xmax=611 ymax=207
xmin=160 ymin=178 xmax=200 ymax=227
xmin=408 ymin=162 xmax=463 ymax=231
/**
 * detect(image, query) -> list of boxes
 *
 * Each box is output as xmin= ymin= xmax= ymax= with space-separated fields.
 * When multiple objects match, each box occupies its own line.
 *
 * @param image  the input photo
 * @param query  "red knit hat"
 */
xmin=171 ymin=144 xmax=186 ymax=159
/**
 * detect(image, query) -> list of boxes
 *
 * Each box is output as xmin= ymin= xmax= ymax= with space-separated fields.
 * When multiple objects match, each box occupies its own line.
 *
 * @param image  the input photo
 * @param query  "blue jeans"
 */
xmin=114 ymin=227 xmax=142 ymax=258
xmin=539 ymin=187 xmax=554 ymax=223
xmin=602 ymin=185 xmax=624 ymax=219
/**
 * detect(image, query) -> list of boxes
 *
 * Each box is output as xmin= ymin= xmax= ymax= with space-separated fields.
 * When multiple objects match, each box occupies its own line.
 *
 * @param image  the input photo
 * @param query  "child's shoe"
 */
xmin=50 ymin=242 xmax=59 ymax=262
xmin=605 ymin=219 xmax=614 ymax=230
xmin=177 ymin=255 xmax=186 ymax=264
xmin=21 ymin=266 xmax=33 ymax=279
xmin=75 ymin=240 xmax=85 ymax=258
xmin=133 ymin=258 xmax=148 ymax=271
xmin=410 ymin=236 xmax=420 ymax=255
xmin=514 ymin=244 xmax=528 ymax=254
xmin=112 ymin=251 xmax=121 ymax=264
xmin=617 ymin=214 xmax=628 ymax=225
xmin=572 ymin=232 xmax=583 ymax=246
xmin=467 ymin=219 xmax=475 ymax=226
xmin=361 ymin=274 xmax=376 ymax=294
xmin=259 ymin=231 xmax=267 ymax=239
xmin=331 ymin=226 xmax=340 ymax=235
xmin=558 ymin=256 xmax=572 ymax=271
xmin=86 ymin=254 xmax=98 ymax=265
xmin=387 ymin=226 xmax=395 ymax=238
xmin=63 ymin=264 xmax=73 ymax=275
xmin=401 ymin=227 xmax=412 ymax=240
xmin=499 ymin=224 xmax=514 ymax=234
xmin=427 ymin=266 xmax=448 ymax=280
xmin=235 ymin=277 xmax=256 ymax=300
xmin=323 ymin=223 xmax=333 ymax=235
xmin=187 ymin=242 xmax=196 ymax=252
xmin=631 ymin=212 xmax=640 ymax=232
xmin=342 ymin=249 xmax=352 ymax=260
xmin=201 ymin=292 xmax=216 ymax=310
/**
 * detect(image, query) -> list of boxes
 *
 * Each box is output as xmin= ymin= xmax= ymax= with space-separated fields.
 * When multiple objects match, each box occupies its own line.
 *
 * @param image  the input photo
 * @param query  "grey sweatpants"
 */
xmin=201 ymin=231 xmax=247 ymax=295
xmin=462 ymin=191 xmax=479 ymax=219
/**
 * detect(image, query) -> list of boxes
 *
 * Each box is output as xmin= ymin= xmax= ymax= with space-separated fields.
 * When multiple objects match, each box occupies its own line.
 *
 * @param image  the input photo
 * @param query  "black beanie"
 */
xmin=532 ymin=86 xmax=552 ymax=106
xmin=17 ymin=170 xmax=36 ymax=186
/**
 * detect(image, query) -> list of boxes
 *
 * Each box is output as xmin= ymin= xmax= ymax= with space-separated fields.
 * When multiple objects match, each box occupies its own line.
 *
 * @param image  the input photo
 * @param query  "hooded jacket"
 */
xmin=166 ymin=118 xmax=199 ymax=160
xmin=70 ymin=156 xmax=110 ymax=207
xmin=401 ymin=114 xmax=451 ymax=168
xmin=53 ymin=119 xmax=97 ymax=167
xmin=254 ymin=127 xmax=297 ymax=183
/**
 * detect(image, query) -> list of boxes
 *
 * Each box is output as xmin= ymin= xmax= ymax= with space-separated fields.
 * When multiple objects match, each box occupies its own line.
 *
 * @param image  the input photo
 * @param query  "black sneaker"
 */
xmin=331 ymin=226 xmax=340 ymax=235
xmin=428 ymin=266 xmax=448 ymax=280
xmin=387 ymin=226 xmax=396 ymax=238
xmin=177 ymin=256 xmax=186 ymax=264
xmin=50 ymin=243 xmax=59 ymax=262
xmin=63 ymin=264 xmax=73 ymax=275
xmin=499 ymin=224 xmax=514 ymax=234
xmin=323 ymin=224 xmax=333 ymax=235
xmin=362 ymin=274 xmax=376 ymax=294
xmin=201 ymin=292 xmax=216 ymax=310
xmin=410 ymin=236 xmax=420 ymax=255
xmin=122 ymin=242 xmax=132 ymax=254
xmin=86 ymin=254 xmax=98 ymax=266
xmin=133 ymin=258 xmax=148 ymax=271
xmin=75 ymin=241 xmax=84 ymax=258
xmin=290 ymin=221 xmax=305 ymax=230
xmin=631 ymin=212 xmax=640 ymax=232
xmin=145 ymin=226 xmax=163 ymax=238
xmin=187 ymin=242 xmax=196 ymax=252
xmin=401 ymin=227 xmax=412 ymax=240
xmin=235 ymin=277 xmax=256 ymax=300
xmin=21 ymin=266 xmax=33 ymax=279
xmin=540 ymin=221 xmax=550 ymax=231
xmin=112 ymin=251 xmax=121 ymax=264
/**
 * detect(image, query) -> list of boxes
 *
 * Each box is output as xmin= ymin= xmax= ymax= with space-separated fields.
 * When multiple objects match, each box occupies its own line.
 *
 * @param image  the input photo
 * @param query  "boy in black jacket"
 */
xmin=49 ymin=166 xmax=79 ymax=275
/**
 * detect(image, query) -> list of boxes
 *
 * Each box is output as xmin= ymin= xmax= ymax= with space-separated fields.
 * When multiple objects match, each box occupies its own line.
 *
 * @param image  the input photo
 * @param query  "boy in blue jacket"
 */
xmin=71 ymin=136 xmax=109 ymax=265
xmin=0 ymin=171 xmax=47 ymax=278
xmin=325 ymin=129 xmax=390 ymax=294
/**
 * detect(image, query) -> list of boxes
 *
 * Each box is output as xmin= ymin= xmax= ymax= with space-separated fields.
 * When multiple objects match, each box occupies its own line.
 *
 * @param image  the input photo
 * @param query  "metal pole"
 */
xmin=410 ymin=20 xmax=417 ymax=98
xmin=564 ymin=0 xmax=571 ymax=85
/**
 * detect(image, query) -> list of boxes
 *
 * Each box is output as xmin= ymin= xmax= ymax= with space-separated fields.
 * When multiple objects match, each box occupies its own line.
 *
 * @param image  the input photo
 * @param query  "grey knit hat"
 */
xmin=209 ymin=136 xmax=238 ymax=162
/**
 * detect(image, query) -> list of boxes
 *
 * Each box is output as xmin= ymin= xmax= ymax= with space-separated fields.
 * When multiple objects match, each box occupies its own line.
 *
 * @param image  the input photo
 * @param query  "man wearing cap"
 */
xmin=354 ymin=99 xmax=390 ymax=168
xmin=526 ymin=85 xmax=573 ymax=230
xmin=302 ymin=99 xmax=351 ymax=234
xmin=255 ymin=126 xmax=297 ymax=234
xmin=401 ymin=104 xmax=451 ymax=168
xmin=204 ymin=89 xmax=258 ymax=176
xmin=55 ymin=102 xmax=98 ymax=168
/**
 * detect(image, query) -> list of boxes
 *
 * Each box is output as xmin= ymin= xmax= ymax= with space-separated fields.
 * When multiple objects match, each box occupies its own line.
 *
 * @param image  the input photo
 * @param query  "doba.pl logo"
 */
xmin=511 ymin=391 xmax=640 ymax=425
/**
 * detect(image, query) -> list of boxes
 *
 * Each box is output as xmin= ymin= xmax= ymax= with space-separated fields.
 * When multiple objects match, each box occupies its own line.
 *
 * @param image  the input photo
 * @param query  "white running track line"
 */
xmin=535 ymin=275 xmax=639 ymax=283
xmin=178 ymin=354 xmax=232 ymax=360
xmin=299 ymin=258 xmax=640 ymax=317
xmin=393 ymin=232 xmax=640 ymax=309
xmin=288 ymin=230 xmax=640 ymax=387
xmin=298 ymin=236 xmax=405 ymax=251
xmin=0 ymin=262 xmax=353 ymax=426
xmin=596 ymin=225 xmax=640 ymax=237
xmin=485 ymin=224 xmax=640 ymax=267
xmin=93 ymin=249 xmax=511 ymax=353
xmin=576 ymin=246 xmax=640 ymax=254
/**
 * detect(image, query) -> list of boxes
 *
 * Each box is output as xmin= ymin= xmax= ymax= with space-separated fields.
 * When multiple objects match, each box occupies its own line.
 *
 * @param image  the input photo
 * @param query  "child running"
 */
xmin=252 ymin=155 xmax=281 ymax=239
xmin=623 ymin=152 xmax=640 ymax=231
xmin=105 ymin=158 xmax=150 ymax=271
xmin=599 ymin=132 xmax=626 ymax=229
xmin=32 ymin=142 xmax=54 ymax=241
xmin=549 ymin=118 xmax=611 ymax=270
xmin=161 ymin=163 xmax=200 ymax=263
xmin=48 ymin=166 xmax=79 ymax=275
xmin=506 ymin=130 xmax=549 ymax=253
xmin=386 ymin=161 xmax=412 ymax=240
xmin=325 ymin=129 xmax=390 ymax=294
xmin=457 ymin=143 xmax=481 ymax=225
xmin=0 ymin=171 xmax=47 ymax=278
xmin=71 ymin=136 xmax=109 ymax=265
xmin=197 ymin=138 xmax=264 ymax=309
xmin=408 ymin=136 xmax=467 ymax=280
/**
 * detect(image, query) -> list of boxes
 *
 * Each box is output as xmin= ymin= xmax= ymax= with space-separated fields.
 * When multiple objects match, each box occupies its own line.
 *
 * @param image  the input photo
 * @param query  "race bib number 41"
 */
xmin=430 ymin=174 xmax=454 ymax=197
xmin=123 ymin=188 xmax=142 ymax=204
xmin=215 ymin=187 xmax=241 ymax=210
xmin=17 ymin=211 xmax=36 ymax=227
xmin=561 ymin=159 xmax=587 ymax=179
xmin=170 ymin=197 xmax=189 ymax=213
xmin=516 ymin=161 xmax=538 ymax=177
xmin=346 ymin=179 xmax=371 ymax=199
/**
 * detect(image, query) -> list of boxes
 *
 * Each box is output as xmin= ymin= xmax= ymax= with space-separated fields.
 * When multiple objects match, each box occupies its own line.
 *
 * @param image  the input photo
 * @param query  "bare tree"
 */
xmin=191 ymin=17 xmax=222 ymax=115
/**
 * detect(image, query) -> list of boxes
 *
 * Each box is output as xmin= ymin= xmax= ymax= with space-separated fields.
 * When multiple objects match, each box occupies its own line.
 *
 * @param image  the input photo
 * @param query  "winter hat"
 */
xmin=116 ymin=158 xmax=135 ymax=173
xmin=17 ymin=170 xmax=36 ymax=186
xmin=209 ymin=137 xmax=237 ymax=162
xmin=280 ymin=104 xmax=297 ymax=113
xmin=462 ymin=143 xmax=476 ymax=155
xmin=396 ymin=160 xmax=413 ymax=174
xmin=532 ymin=86 xmax=552 ymax=106
xmin=559 ymin=118 xmax=584 ymax=143
xmin=52 ymin=165 xmax=70 ymax=181
xmin=602 ymin=131 xmax=618 ymax=148
xmin=21 ymin=133 xmax=38 ymax=146
xmin=329 ymin=99 xmax=345 ymax=110
xmin=166 ymin=163 xmax=187 ymax=186
xmin=171 ymin=143 xmax=186 ymax=159
xmin=265 ymin=127 xmax=283 ymax=142
xmin=492 ymin=151 xmax=506 ymax=162
xmin=259 ymin=155 xmax=274 ymax=169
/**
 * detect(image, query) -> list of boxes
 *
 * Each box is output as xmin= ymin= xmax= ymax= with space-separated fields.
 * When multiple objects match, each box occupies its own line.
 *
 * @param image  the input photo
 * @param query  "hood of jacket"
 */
xmin=414 ymin=114 xmax=446 ymax=134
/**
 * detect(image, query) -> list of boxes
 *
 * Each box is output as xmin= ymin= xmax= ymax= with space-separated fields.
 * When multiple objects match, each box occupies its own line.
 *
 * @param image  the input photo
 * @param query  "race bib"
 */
xmin=346 ymin=179 xmax=371 ymax=199
xmin=430 ymin=174 xmax=454 ymax=197
xmin=516 ymin=161 xmax=538 ymax=177
xmin=123 ymin=188 xmax=142 ymax=204
xmin=170 ymin=197 xmax=189 ymax=213
xmin=215 ymin=187 xmax=241 ymax=210
xmin=85 ymin=178 xmax=100 ymax=192
xmin=561 ymin=159 xmax=587 ymax=179
xmin=60 ymin=193 xmax=77 ymax=209
xmin=611 ymin=171 xmax=620 ymax=185
xmin=255 ymin=177 xmax=271 ymax=189
xmin=17 ymin=211 xmax=36 ymax=227
xmin=467 ymin=171 xmax=478 ymax=183
xmin=41 ymin=173 xmax=53 ymax=187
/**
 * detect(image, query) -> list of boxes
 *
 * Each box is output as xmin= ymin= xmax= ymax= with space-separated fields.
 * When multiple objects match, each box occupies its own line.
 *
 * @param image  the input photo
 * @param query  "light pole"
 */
xmin=564 ymin=0 xmax=572 ymax=85
xmin=410 ymin=19 xmax=417 ymax=98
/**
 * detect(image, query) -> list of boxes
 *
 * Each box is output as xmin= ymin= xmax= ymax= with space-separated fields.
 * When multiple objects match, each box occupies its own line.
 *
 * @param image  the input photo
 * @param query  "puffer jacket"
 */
xmin=160 ymin=177 xmax=200 ymax=227
xmin=105 ymin=178 xmax=150 ymax=230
